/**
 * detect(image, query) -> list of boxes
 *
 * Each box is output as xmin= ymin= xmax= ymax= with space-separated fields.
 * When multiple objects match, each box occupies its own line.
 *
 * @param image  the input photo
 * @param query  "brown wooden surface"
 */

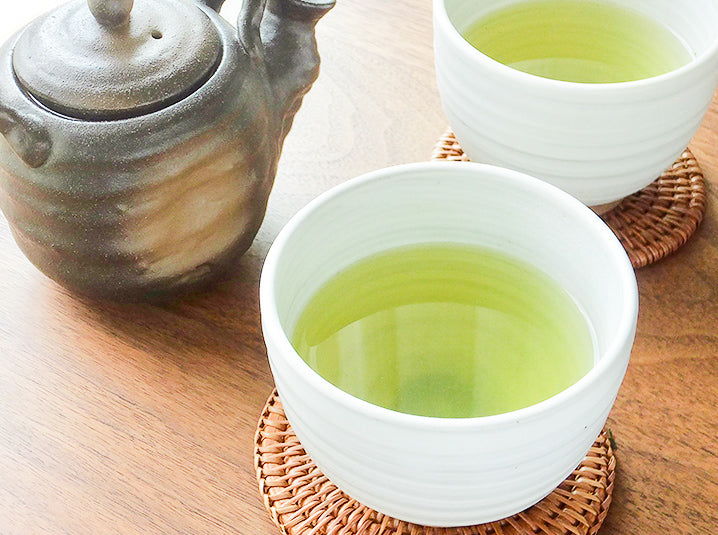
xmin=0 ymin=1 xmax=716 ymax=533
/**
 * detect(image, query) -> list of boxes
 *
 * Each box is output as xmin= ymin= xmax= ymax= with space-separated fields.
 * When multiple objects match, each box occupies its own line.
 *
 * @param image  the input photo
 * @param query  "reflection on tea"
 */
xmin=291 ymin=243 xmax=595 ymax=418
xmin=463 ymin=0 xmax=693 ymax=83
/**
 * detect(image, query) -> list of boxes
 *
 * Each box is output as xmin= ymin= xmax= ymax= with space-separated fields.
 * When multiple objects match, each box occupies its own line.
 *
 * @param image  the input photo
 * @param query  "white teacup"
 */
xmin=260 ymin=162 xmax=638 ymax=526
xmin=434 ymin=0 xmax=718 ymax=205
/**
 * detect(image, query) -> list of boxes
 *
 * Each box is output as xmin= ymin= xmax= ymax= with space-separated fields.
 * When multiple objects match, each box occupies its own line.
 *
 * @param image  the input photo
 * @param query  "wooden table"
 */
xmin=1 ymin=1 xmax=716 ymax=533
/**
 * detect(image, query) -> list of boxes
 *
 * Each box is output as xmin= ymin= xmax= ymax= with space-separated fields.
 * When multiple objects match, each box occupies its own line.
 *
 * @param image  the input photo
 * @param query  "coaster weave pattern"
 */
xmin=255 ymin=390 xmax=616 ymax=535
xmin=431 ymin=129 xmax=707 ymax=269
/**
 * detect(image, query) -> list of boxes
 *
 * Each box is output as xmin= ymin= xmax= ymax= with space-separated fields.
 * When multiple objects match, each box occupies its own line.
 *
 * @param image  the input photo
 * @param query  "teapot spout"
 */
xmin=259 ymin=0 xmax=335 ymax=140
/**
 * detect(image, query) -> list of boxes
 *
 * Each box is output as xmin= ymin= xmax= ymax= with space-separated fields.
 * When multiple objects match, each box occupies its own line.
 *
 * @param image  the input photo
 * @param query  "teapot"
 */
xmin=0 ymin=0 xmax=334 ymax=300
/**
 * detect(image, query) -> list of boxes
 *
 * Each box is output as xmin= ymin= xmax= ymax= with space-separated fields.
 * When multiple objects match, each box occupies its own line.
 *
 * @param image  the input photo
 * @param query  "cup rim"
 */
xmin=260 ymin=161 xmax=638 ymax=430
xmin=433 ymin=0 xmax=718 ymax=93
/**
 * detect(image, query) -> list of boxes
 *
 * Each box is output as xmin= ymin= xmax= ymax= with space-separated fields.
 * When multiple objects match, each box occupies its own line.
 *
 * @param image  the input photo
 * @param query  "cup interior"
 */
xmin=264 ymin=162 xmax=636 ymax=408
xmin=441 ymin=0 xmax=718 ymax=69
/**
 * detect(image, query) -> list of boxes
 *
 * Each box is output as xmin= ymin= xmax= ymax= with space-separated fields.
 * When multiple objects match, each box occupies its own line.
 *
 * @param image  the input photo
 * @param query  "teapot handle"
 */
xmin=195 ymin=0 xmax=265 ymax=58
xmin=0 ymin=106 xmax=52 ymax=168
xmin=237 ymin=0 xmax=267 ymax=58
xmin=195 ymin=0 xmax=226 ymax=12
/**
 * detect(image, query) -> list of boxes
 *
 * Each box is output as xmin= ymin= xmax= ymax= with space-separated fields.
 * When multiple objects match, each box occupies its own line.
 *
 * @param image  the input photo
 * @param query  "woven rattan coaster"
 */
xmin=255 ymin=390 xmax=616 ymax=535
xmin=431 ymin=129 xmax=707 ymax=269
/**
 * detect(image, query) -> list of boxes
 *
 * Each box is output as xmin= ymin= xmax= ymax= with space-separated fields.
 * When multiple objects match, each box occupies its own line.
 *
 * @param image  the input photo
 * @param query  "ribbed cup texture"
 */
xmin=255 ymin=391 xmax=618 ymax=534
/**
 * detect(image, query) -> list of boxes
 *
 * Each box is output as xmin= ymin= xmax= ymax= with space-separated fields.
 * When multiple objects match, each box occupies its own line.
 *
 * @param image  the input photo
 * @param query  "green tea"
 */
xmin=462 ymin=0 xmax=693 ymax=83
xmin=291 ymin=243 xmax=595 ymax=418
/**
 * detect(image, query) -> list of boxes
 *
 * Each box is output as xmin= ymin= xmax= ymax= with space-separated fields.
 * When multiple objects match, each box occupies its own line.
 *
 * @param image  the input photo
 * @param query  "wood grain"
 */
xmin=0 ymin=1 xmax=716 ymax=534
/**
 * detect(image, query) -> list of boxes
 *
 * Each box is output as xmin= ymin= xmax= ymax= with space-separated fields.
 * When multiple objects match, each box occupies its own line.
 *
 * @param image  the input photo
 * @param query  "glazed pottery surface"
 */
xmin=260 ymin=161 xmax=639 ymax=526
xmin=434 ymin=0 xmax=718 ymax=205
xmin=0 ymin=0 xmax=334 ymax=300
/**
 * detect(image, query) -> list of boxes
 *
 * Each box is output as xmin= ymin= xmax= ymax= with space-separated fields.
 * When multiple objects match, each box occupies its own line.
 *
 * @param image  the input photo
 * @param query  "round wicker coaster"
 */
xmin=255 ymin=390 xmax=616 ymax=535
xmin=431 ymin=129 xmax=707 ymax=269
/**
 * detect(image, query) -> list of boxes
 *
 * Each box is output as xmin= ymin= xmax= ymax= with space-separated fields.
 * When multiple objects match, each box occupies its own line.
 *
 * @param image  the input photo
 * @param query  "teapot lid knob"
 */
xmin=88 ymin=0 xmax=134 ymax=28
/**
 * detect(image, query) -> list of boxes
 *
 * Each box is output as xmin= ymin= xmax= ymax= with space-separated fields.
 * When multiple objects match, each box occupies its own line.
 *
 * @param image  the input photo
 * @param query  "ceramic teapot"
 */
xmin=0 ymin=0 xmax=334 ymax=300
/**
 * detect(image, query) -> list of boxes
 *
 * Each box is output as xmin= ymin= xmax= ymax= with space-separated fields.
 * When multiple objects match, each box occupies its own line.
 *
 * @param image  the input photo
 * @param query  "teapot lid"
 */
xmin=12 ymin=0 xmax=222 ymax=120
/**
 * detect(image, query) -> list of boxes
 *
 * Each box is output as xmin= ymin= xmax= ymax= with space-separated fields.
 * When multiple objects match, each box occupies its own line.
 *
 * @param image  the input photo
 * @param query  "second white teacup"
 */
xmin=434 ymin=0 xmax=718 ymax=205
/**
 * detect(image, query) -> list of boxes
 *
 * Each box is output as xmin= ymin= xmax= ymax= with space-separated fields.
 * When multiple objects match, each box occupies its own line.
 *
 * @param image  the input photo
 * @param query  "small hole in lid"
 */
xmin=151 ymin=30 xmax=162 ymax=39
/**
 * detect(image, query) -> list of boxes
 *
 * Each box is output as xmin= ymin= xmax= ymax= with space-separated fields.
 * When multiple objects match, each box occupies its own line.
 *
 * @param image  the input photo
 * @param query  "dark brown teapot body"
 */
xmin=0 ymin=0 xmax=333 ymax=300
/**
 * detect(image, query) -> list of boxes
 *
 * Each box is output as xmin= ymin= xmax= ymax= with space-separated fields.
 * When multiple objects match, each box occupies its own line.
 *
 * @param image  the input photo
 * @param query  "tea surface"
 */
xmin=291 ymin=243 xmax=595 ymax=418
xmin=463 ymin=0 xmax=692 ymax=83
